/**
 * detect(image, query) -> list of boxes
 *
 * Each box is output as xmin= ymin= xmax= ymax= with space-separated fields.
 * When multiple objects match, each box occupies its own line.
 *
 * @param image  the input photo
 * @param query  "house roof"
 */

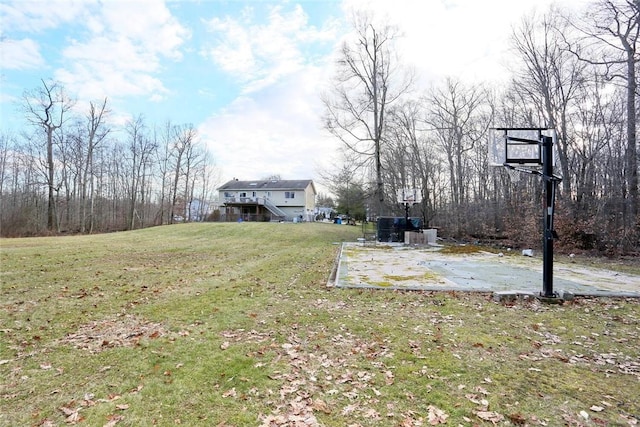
xmin=218 ymin=179 xmax=316 ymax=193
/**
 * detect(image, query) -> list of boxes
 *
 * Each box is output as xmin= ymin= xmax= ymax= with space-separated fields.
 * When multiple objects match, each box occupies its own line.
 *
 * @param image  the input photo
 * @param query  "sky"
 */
xmin=0 ymin=0 xmax=591 ymax=190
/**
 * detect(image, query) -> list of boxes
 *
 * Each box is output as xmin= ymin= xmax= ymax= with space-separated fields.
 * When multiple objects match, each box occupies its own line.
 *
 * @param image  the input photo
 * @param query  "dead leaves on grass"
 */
xmin=64 ymin=385 xmax=142 ymax=425
xmin=54 ymin=387 xmax=140 ymax=426
xmin=519 ymin=307 xmax=640 ymax=380
xmin=217 ymin=296 xmax=640 ymax=426
xmin=219 ymin=327 xmax=451 ymax=426
xmin=56 ymin=314 xmax=177 ymax=353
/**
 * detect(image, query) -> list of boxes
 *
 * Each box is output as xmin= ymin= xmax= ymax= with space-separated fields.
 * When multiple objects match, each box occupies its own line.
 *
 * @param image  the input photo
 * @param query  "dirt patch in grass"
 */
xmin=57 ymin=314 xmax=169 ymax=353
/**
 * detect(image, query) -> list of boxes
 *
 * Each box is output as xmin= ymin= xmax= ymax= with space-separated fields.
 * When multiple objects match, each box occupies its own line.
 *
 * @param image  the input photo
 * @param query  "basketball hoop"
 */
xmin=489 ymin=127 xmax=564 ymax=300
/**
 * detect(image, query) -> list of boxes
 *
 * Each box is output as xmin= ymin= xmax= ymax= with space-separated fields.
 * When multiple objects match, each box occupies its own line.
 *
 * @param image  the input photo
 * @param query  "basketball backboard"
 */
xmin=488 ymin=128 xmax=556 ymax=167
xmin=397 ymin=188 xmax=422 ymax=204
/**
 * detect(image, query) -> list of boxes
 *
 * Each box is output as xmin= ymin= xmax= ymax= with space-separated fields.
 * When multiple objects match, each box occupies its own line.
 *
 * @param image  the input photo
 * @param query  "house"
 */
xmin=218 ymin=179 xmax=317 ymax=222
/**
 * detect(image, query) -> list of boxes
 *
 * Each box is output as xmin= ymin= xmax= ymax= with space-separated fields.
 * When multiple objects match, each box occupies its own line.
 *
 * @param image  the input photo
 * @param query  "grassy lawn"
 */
xmin=1 ymin=223 xmax=639 ymax=426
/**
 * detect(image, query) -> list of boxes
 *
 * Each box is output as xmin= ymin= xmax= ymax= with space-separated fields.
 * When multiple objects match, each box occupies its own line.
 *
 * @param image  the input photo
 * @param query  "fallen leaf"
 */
xmin=341 ymin=404 xmax=356 ymax=415
xmin=475 ymin=386 xmax=490 ymax=395
xmin=104 ymin=414 xmax=124 ymax=426
xmin=220 ymin=341 xmax=230 ymax=350
xmin=590 ymin=405 xmax=604 ymax=412
xmin=312 ymin=399 xmax=331 ymax=414
xmin=363 ymin=408 xmax=381 ymax=419
xmin=116 ymin=404 xmax=129 ymax=410
xmin=384 ymin=370 xmax=394 ymax=385
xmin=477 ymin=410 xmax=504 ymax=423
xmin=507 ymin=413 xmax=527 ymax=425
xmin=427 ymin=405 xmax=448 ymax=425
xmin=222 ymin=388 xmax=237 ymax=398
xmin=59 ymin=406 xmax=76 ymax=416
xmin=66 ymin=412 xmax=82 ymax=423
xmin=60 ymin=406 xmax=82 ymax=423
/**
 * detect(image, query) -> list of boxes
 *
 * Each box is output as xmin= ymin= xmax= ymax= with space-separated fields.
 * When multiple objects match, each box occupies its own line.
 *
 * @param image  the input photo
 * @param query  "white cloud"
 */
xmin=202 ymin=15 xmax=257 ymax=77
xmin=341 ymin=0 xmax=591 ymax=85
xmin=197 ymin=3 xmax=346 ymax=185
xmin=55 ymin=64 xmax=167 ymax=102
xmin=202 ymin=3 xmax=338 ymax=94
xmin=0 ymin=0 xmax=95 ymax=32
xmin=99 ymin=0 xmax=189 ymax=60
xmin=0 ymin=38 xmax=44 ymax=69
xmin=199 ymin=66 xmax=340 ymax=183
xmin=54 ymin=0 xmax=189 ymax=101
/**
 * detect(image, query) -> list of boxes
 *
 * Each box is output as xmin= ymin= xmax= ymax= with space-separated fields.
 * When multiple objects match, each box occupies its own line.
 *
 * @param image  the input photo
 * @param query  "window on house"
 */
xmin=285 ymin=191 xmax=295 ymax=199
xmin=252 ymin=191 xmax=256 ymax=197
xmin=224 ymin=192 xmax=233 ymax=198
xmin=239 ymin=192 xmax=247 ymax=197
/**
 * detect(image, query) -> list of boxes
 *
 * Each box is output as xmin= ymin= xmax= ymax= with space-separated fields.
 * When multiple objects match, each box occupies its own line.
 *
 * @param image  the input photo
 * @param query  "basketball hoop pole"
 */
xmin=404 ymin=202 xmax=411 ymax=234
xmin=541 ymin=135 xmax=561 ymax=299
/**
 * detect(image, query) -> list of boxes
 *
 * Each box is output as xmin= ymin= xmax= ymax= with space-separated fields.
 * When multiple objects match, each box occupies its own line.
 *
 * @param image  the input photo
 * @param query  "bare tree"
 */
xmin=193 ymin=155 xmax=219 ymax=221
xmin=565 ymin=0 xmax=639 ymax=222
xmin=181 ymin=134 xmax=206 ymax=222
xmin=80 ymin=99 xmax=110 ymax=233
xmin=323 ymin=11 xmax=412 ymax=216
xmin=124 ymin=115 xmax=156 ymax=230
xmin=423 ymin=78 xmax=492 ymax=234
xmin=385 ymin=100 xmax=439 ymax=224
xmin=169 ymin=124 xmax=198 ymax=223
xmin=510 ymin=8 xmax=588 ymax=197
xmin=155 ymin=120 xmax=174 ymax=225
xmin=0 ymin=132 xmax=13 ymax=196
xmin=22 ymin=79 xmax=75 ymax=230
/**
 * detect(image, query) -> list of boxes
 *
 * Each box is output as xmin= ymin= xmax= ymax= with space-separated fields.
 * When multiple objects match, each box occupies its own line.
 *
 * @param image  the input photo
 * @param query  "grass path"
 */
xmin=1 ymin=223 xmax=639 ymax=426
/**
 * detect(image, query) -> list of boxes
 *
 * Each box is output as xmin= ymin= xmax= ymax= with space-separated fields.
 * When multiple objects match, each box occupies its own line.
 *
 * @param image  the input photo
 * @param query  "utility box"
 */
xmin=404 ymin=229 xmax=437 ymax=245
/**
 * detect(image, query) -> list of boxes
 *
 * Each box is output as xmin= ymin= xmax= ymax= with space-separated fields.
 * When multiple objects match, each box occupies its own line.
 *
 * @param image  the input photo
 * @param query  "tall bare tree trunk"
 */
xmin=22 ymin=80 xmax=74 ymax=232
xmin=322 ymin=12 xmax=412 ymax=218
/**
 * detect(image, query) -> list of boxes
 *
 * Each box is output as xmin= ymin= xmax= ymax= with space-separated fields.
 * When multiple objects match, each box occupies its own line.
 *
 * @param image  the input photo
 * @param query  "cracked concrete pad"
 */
xmin=333 ymin=242 xmax=640 ymax=297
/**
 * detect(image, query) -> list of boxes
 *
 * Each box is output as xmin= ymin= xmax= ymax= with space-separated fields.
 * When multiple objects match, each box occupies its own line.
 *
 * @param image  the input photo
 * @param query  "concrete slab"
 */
xmin=332 ymin=242 xmax=640 ymax=297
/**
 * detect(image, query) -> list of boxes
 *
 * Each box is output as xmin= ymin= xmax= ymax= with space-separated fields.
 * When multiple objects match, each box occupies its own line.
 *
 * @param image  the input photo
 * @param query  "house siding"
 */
xmin=217 ymin=180 xmax=316 ymax=221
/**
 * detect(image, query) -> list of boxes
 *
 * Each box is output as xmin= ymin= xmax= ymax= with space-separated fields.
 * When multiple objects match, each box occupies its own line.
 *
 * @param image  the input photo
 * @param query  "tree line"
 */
xmin=0 ymin=80 xmax=218 ymax=236
xmin=322 ymin=1 xmax=638 ymax=254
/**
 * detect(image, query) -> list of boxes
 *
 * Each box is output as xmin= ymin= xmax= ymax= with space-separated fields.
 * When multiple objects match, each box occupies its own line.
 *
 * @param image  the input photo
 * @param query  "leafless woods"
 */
xmin=322 ymin=2 xmax=638 ymax=253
